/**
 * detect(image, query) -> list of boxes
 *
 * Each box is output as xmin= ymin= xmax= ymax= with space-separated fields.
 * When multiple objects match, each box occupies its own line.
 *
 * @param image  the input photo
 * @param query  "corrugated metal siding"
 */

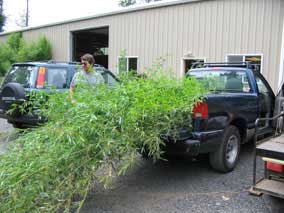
xmin=0 ymin=0 xmax=283 ymax=91
xmin=110 ymin=0 xmax=283 ymax=92
xmin=0 ymin=34 xmax=8 ymax=43
xmin=22 ymin=16 xmax=114 ymax=61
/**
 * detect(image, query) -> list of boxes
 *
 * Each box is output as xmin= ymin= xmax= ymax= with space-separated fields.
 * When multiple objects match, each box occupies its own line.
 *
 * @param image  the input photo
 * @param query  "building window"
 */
xmin=226 ymin=54 xmax=262 ymax=73
xmin=118 ymin=56 xmax=138 ymax=73
xmin=183 ymin=58 xmax=205 ymax=74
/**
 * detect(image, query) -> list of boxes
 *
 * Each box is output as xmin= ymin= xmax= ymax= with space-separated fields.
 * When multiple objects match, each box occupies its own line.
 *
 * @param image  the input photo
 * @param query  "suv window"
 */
xmin=98 ymin=70 xmax=118 ymax=87
xmin=188 ymin=69 xmax=251 ymax=93
xmin=45 ymin=67 xmax=68 ymax=89
xmin=1 ymin=64 xmax=77 ymax=90
xmin=3 ymin=65 xmax=38 ymax=88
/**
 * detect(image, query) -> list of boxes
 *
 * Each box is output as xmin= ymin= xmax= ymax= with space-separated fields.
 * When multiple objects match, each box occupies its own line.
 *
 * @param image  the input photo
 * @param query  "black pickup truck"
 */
xmin=164 ymin=62 xmax=283 ymax=173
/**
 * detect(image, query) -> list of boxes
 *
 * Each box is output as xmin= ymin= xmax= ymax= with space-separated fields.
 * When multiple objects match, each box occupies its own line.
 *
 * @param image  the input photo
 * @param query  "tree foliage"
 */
xmin=119 ymin=0 xmax=162 ymax=7
xmin=143 ymin=0 xmax=162 ymax=3
xmin=119 ymin=0 xmax=136 ymax=7
xmin=0 ymin=69 xmax=206 ymax=212
xmin=0 ymin=33 xmax=52 ymax=76
xmin=0 ymin=0 xmax=5 ymax=32
xmin=16 ymin=0 xmax=30 ymax=27
xmin=17 ymin=36 xmax=52 ymax=62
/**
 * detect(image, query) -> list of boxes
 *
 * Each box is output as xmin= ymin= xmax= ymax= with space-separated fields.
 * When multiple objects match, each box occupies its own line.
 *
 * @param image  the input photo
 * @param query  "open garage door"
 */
xmin=72 ymin=27 xmax=109 ymax=68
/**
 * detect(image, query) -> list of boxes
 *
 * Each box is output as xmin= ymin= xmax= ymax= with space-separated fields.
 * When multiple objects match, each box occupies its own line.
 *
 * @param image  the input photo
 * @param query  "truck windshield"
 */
xmin=188 ymin=69 xmax=251 ymax=93
xmin=3 ymin=65 xmax=38 ymax=88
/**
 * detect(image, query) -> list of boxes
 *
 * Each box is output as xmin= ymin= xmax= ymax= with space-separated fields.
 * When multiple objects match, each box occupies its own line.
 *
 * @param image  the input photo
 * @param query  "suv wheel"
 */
xmin=12 ymin=122 xmax=23 ymax=129
xmin=209 ymin=125 xmax=241 ymax=173
xmin=0 ymin=83 xmax=26 ymax=117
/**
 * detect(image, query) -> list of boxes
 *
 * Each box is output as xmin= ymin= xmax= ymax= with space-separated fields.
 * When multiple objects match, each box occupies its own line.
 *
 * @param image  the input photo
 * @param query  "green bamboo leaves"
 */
xmin=0 ymin=72 xmax=205 ymax=212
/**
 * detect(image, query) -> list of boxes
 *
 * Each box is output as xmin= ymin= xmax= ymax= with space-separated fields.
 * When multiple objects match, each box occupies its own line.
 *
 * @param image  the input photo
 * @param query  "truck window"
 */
xmin=255 ymin=76 xmax=274 ymax=126
xmin=255 ymin=77 xmax=269 ymax=93
xmin=187 ymin=70 xmax=251 ymax=93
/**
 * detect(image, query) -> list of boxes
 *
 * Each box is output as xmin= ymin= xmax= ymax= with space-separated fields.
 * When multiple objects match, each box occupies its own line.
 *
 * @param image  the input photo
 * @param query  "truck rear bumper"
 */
xmin=163 ymin=129 xmax=224 ymax=156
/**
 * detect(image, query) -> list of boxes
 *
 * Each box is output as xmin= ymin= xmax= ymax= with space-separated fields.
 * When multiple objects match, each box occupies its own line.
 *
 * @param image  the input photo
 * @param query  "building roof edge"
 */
xmin=0 ymin=0 xmax=207 ymax=36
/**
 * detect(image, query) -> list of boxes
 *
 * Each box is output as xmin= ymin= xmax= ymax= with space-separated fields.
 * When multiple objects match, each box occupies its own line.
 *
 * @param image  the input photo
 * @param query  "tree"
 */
xmin=119 ymin=0 xmax=162 ymax=7
xmin=143 ymin=0 xmax=162 ymax=3
xmin=16 ymin=12 xmax=27 ymax=27
xmin=16 ymin=0 xmax=29 ymax=27
xmin=119 ymin=0 xmax=136 ymax=7
xmin=0 ymin=33 xmax=52 ymax=76
xmin=0 ymin=0 xmax=5 ymax=32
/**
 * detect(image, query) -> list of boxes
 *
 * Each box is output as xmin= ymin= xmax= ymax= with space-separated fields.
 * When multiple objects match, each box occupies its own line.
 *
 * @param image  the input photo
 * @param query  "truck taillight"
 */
xmin=193 ymin=102 xmax=208 ymax=119
xmin=36 ymin=67 xmax=46 ymax=88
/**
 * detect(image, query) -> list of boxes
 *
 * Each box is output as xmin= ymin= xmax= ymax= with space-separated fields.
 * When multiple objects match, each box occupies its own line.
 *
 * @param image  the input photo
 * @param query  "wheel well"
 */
xmin=230 ymin=119 xmax=247 ymax=143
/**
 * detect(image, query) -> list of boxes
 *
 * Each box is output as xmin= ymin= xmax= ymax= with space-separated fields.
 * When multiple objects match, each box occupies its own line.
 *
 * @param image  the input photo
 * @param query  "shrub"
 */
xmin=0 ymin=42 xmax=13 ymax=76
xmin=0 ymin=69 xmax=206 ymax=212
xmin=17 ymin=37 xmax=52 ymax=62
xmin=0 ymin=33 xmax=52 ymax=76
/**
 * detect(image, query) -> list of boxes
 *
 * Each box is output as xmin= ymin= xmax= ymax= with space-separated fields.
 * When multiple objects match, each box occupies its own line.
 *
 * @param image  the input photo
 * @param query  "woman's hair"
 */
xmin=81 ymin=53 xmax=95 ymax=65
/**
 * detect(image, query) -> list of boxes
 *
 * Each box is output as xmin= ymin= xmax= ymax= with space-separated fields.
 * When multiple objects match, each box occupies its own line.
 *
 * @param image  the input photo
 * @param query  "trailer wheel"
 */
xmin=210 ymin=125 xmax=241 ymax=173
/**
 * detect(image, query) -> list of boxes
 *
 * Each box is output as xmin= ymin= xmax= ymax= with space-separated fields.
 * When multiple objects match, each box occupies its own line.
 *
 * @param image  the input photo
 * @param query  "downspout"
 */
xmin=278 ymin=10 xmax=284 ymax=93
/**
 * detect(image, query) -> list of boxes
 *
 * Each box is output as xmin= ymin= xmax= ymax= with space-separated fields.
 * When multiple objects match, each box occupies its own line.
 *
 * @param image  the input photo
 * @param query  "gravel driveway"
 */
xmin=0 ymin=118 xmax=13 ymax=154
xmin=82 ymin=143 xmax=284 ymax=213
xmin=0 ymin=118 xmax=13 ymax=132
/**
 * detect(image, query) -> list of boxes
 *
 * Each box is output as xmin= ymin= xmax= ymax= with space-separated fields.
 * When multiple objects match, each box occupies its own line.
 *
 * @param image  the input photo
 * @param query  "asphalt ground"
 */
xmin=0 ymin=118 xmax=283 ymax=212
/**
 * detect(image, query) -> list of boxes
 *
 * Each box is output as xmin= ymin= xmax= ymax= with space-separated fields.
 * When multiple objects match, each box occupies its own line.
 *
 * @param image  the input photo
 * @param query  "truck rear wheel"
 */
xmin=209 ymin=125 xmax=240 ymax=173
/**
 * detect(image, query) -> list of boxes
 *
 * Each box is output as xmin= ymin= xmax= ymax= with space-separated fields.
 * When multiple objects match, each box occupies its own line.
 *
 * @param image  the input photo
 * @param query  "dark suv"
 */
xmin=0 ymin=61 xmax=118 ymax=128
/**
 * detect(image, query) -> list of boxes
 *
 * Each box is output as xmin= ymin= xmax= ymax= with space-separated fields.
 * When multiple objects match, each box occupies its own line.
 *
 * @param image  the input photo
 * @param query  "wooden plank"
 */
xmin=256 ymin=134 xmax=284 ymax=160
xmin=254 ymin=179 xmax=284 ymax=199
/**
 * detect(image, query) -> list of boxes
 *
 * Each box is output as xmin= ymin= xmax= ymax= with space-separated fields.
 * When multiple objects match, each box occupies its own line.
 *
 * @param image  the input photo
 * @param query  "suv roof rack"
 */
xmin=191 ymin=62 xmax=260 ymax=72
xmin=47 ymin=60 xmax=80 ymax=65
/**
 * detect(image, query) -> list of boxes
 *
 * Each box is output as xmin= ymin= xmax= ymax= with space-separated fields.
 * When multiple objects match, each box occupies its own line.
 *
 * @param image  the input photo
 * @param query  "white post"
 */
xmin=278 ymin=15 xmax=284 ymax=92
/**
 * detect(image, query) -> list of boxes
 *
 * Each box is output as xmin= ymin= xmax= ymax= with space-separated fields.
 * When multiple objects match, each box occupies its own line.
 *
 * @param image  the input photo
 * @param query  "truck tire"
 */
xmin=209 ymin=125 xmax=240 ymax=173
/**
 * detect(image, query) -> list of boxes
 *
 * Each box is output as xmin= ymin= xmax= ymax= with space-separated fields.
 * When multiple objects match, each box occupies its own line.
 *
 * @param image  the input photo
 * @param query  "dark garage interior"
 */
xmin=72 ymin=27 xmax=109 ymax=68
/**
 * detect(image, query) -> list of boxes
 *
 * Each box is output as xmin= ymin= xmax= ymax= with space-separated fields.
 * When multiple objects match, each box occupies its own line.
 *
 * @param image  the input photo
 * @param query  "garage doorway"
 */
xmin=72 ymin=27 xmax=109 ymax=68
xmin=182 ymin=58 xmax=205 ymax=75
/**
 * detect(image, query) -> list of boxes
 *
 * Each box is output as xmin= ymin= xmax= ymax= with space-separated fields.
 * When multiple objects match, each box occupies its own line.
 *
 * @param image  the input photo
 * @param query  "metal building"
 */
xmin=0 ymin=0 xmax=284 ymax=92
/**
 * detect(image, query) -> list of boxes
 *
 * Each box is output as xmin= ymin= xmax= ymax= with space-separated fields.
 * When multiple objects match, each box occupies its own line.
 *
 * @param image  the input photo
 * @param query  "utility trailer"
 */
xmin=250 ymin=112 xmax=284 ymax=199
